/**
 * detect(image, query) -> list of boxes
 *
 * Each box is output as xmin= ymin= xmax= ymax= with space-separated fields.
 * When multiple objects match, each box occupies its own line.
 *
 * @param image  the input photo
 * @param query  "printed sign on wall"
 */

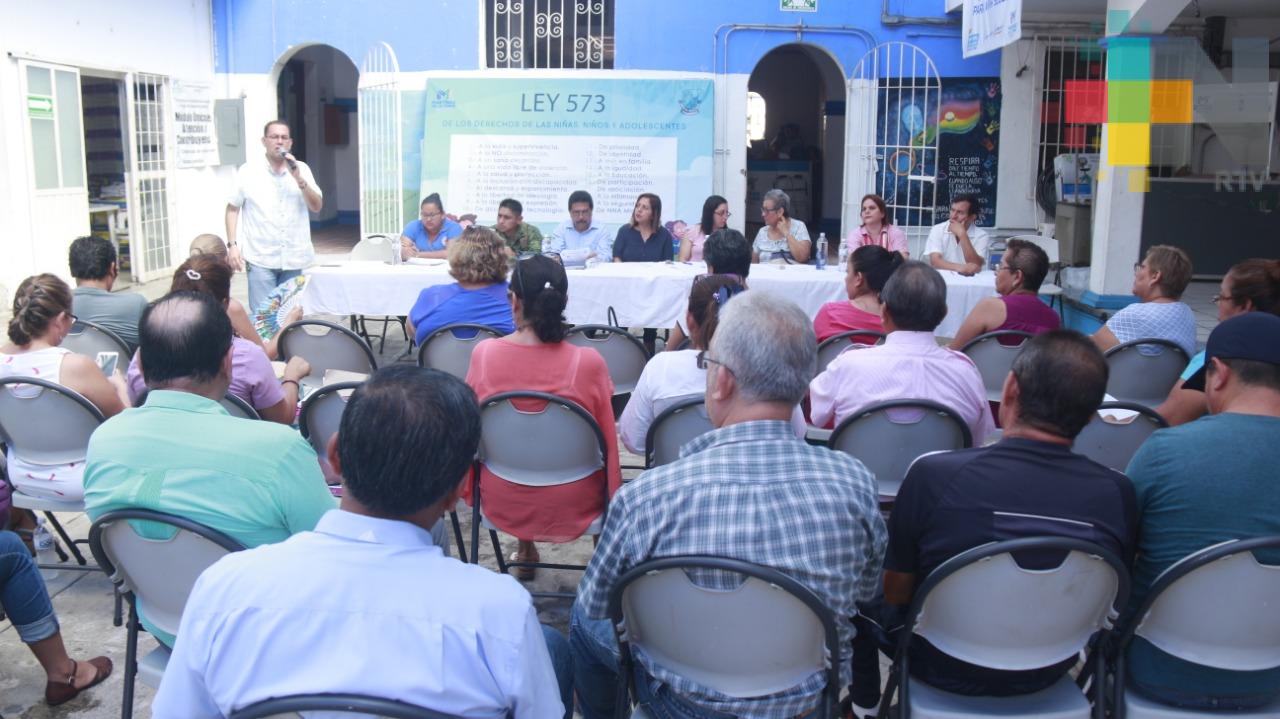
xmin=963 ymin=0 xmax=1022 ymax=58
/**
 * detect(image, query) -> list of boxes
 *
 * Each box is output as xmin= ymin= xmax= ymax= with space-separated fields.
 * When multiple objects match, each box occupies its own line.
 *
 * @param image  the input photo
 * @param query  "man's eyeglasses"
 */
xmin=696 ymin=350 xmax=732 ymax=374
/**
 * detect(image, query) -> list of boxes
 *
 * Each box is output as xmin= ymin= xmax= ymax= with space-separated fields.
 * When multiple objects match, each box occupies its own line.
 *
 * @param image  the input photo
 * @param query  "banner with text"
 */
xmin=420 ymin=78 xmax=714 ymax=229
xmin=172 ymin=80 xmax=218 ymax=169
xmin=963 ymin=0 xmax=1022 ymax=58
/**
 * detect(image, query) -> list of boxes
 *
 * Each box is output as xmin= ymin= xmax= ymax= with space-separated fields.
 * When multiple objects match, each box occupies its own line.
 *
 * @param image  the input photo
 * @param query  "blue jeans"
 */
xmin=246 ymin=264 xmax=302 ymax=315
xmin=541 ymin=624 xmax=575 ymax=719
xmin=0 ymin=530 xmax=59 ymax=643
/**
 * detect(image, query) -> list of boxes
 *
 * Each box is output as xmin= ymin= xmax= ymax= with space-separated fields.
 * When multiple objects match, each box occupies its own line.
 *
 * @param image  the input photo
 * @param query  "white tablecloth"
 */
xmin=301 ymin=260 xmax=996 ymax=339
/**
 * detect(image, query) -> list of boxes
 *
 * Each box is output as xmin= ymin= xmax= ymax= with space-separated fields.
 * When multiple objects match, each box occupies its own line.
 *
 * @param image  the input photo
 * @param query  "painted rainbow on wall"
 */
xmin=938 ymin=99 xmax=981 ymax=135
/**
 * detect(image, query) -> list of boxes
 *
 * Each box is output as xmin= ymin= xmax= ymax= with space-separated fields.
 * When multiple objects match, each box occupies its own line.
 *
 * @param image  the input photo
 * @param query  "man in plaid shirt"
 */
xmin=571 ymin=290 xmax=888 ymax=719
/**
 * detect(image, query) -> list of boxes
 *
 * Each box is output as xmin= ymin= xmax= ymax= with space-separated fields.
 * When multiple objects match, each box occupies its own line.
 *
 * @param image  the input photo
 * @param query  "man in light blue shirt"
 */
xmin=547 ymin=189 xmax=611 ymax=263
xmin=154 ymin=366 xmax=570 ymax=719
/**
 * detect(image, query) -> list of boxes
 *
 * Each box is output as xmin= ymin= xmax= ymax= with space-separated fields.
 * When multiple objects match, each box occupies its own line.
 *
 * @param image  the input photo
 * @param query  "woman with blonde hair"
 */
xmin=187 ymin=233 xmax=298 ymax=359
xmin=406 ymin=225 xmax=515 ymax=344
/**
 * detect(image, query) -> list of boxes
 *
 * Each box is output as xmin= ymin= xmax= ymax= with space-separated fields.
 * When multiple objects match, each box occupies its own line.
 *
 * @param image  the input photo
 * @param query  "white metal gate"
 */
xmin=358 ymin=42 xmax=404 ymax=239
xmin=845 ymin=42 xmax=941 ymax=258
xmin=125 ymin=73 xmax=175 ymax=282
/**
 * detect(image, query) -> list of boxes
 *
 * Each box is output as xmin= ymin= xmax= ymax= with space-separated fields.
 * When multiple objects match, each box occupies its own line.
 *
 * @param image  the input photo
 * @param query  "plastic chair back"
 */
xmin=299 ymin=381 xmax=364 ymax=456
xmin=350 ymin=234 xmax=398 ymax=263
xmin=960 ymin=330 xmax=1034 ymax=403
xmin=62 ymin=319 xmax=131 ymax=358
xmin=1104 ymin=338 xmax=1189 ymax=408
xmin=815 ymin=330 xmax=886 ymax=374
xmin=88 ymin=509 xmax=244 ymax=638
xmin=0 ymin=377 xmax=105 ymax=465
xmin=230 ymin=693 xmax=465 ymax=719
xmin=478 ymin=391 xmax=606 ymax=487
xmin=1071 ymin=402 xmax=1166 ymax=472
xmin=417 ymin=323 xmax=502 ymax=379
xmin=565 ymin=325 xmax=650 ymax=394
xmin=608 ymin=556 xmax=840 ymax=716
xmin=828 ymin=399 xmax=972 ymax=498
xmin=277 ymin=320 xmax=377 ymax=387
xmin=645 ymin=396 xmax=713 ymax=468
xmin=219 ymin=393 xmax=261 ymax=420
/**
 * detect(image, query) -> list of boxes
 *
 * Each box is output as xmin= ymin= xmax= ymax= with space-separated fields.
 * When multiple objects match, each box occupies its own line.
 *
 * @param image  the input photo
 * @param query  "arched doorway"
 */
xmin=745 ymin=44 xmax=846 ymax=247
xmin=274 ymin=44 xmax=360 ymax=254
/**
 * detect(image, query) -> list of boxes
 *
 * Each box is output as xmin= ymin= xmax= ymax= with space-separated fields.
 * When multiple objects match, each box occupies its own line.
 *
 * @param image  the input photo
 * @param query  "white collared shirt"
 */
xmin=153 ymin=510 xmax=563 ymax=719
xmin=922 ymin=221 xmax=990 ymax=267
xmin=229 ymin=157 xmax=321 ymax=270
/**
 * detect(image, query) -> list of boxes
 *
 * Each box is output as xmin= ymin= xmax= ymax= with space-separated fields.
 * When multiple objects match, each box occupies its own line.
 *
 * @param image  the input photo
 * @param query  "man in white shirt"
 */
xmin=547 ymin=189 xmax=611 ymax=263
xmin=153 ymin=366 xmax=570 ymax=719
xmin=922 ymin=194 xmax=989 ymax=277
xmin=225 ymin=120 xmax=323 ymax=312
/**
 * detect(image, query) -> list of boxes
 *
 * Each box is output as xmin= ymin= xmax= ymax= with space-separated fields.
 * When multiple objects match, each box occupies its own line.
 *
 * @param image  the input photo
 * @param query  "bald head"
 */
xmin=138 ymin=291 xmax=233 ymax=389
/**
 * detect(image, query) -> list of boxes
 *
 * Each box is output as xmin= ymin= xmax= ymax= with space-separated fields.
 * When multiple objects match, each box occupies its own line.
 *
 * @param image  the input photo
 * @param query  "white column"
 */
xmin=1089 ymin=128 xmax=1146 ymax=296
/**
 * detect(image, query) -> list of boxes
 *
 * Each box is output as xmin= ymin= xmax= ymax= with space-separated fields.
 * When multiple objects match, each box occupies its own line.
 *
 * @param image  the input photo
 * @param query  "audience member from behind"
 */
xmin=153 ymin=366 xmax=568 ymax=718
xmin=948 ymin=238 xmax=1060 ymax=350
xmin=1122 ymin=312 xmax=1280 ymax=709
xmin=188 ymin=233 xmax=295 ymax=360
xmin=612 ymin=193 xmax=674 ymax=263
xmin=1156 ymin=258 xmax=1280 ymax=425
xmin=849 ymin=193 xmax=909 ymax=257
xmin=923 ymin=194 xmax=989 ymax=276
xmin=664 ymin=228 xmax=753 ymax=352
xmin=2 ymin=274 xmax=128 ymax=501
xmin=810 ymin=261 xmax=995 ymax=441
xmin=868 ymin=330 xmax=1135 ymax=700
xmin=0 ymin=529 xmax=113 ymax=706
xmin=679 ymin=195 xmax=730 ymax=262
xmin=464 ymin=255 xmax=621 ymax=578
xmin=492 ymin=197 xmax=544 ymax=255
xmin=813 ymin=245 xmax=904 ymax=343
xmin=401 ymin=193 xmax=463 ymax=261
xmin=753 ymin=188 xmax=812 ymax=263
xmin=407 ymin=226 xmax=515 ymax=345
xmin=1092 ymin=244 xmax=1196 ymax=358
xmin=84 ymin=291 xmax=334 ymax=648
xmin=572 ymin=291 xmax=886 ymax=719
xmin=548 ymin=190 xmax=611 ymax=263
xmin=67 ymin=235 xmax=148 ymax=351
xmin=124 ymin=256 xmax=310 ymax=425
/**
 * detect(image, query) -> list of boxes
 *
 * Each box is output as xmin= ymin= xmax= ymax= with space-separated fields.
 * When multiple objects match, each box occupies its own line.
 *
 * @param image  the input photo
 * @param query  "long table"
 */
xmin=301 ymin=260 xmax=997 ymax=339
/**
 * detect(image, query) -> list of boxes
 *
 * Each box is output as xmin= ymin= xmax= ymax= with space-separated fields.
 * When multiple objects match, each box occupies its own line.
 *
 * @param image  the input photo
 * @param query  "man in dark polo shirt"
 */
xmin=881 ymin=329 xmax=1138 ymax=696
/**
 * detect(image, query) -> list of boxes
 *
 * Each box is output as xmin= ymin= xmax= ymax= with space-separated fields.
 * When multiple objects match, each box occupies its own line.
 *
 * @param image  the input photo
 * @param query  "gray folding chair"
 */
xmin=277 ymin=319 xmax=377 ymax=389
xmin=881 ymin=537 xmax=1129 ymax=719
xmin=231 ymin=694 xmax=465 ymax=719
xmin=417 ymin=323 xmax=503 ymax=380
xmin=644 ymin=396 xmax=713 ymax=468
xmin=348 ymin=234 xmax=408 ymax=352
xmin=472 ymin=391 xmax=609 ymax=596
xmin=62 ymin=318 xmax=132 ymax=358
xmin=959 ymin=330 xmax=1034 ymax=403
xmin=816 ymin=330 xmax=887 ymax=374
xmin=828 ymin=399 xmax=973 ymax=500
xmin=0 ymin=376 xmax=105 ymax=569
xmin=565 ymin=325 xmax=651 ymax=395
xmin=1110 ymin=536 xmax=1280 ymax=719
xmin=607 ymin=556 xmax=841 ymax=719
xmin=298 ymin=381 xmax=365 ymax=457
xmin=1104 ymin=339 xmax=1190 ymax=408
xmin=219 ymin=392 xmax=261 ymax=420
xmin=88 ymin=508 xmax=245 ymax=719
xmin=1071 ymin=402 xmax=1167 ymax=472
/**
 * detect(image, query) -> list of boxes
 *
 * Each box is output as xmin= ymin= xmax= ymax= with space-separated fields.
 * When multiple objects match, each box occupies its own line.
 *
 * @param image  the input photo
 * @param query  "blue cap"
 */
xmin=1183 ymin=312 xmax=1280 ymax=392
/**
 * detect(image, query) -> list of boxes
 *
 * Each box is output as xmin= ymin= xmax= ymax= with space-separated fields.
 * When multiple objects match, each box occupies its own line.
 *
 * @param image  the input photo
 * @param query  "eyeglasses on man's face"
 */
xmin=695 ymin=350 xmax=732 ymax=374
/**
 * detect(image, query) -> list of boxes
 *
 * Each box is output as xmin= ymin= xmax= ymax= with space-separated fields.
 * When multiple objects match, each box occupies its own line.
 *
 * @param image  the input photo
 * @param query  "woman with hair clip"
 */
xmin=1 ymin=274 xmax=129 ymax=502
xmin=812 ymin=245 xmax=905 ymax=343
xmin=464 ymin=255 xmax=621 ymax=580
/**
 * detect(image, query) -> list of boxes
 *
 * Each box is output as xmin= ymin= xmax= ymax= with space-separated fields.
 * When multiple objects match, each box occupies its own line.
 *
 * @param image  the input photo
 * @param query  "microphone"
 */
xmin=279 ymin=148 xmax=297 ymax=171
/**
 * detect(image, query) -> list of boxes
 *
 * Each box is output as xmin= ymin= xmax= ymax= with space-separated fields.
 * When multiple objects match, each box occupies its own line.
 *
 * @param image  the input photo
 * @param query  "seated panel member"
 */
xmin=401 ymin=193 xmax=463 ymax=261
xmin=547 ymin=190 xmax=611 ymax=263
xmin=492 ymin=197 xmax=543 ymax=255
xmin=752 ymin=188 xmax=812 ymax=264
xmin=612 ymin=193 xmax=675 ymax=263
xmin=923 ymin=194 xmax=989 ymax=277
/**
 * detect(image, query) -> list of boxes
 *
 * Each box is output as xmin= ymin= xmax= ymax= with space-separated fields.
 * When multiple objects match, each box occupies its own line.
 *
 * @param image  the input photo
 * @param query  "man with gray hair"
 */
xmin=810 ymin=260 xmax=995 ymax=443
xmin=570 ymin=290 xmax=887 ymax=718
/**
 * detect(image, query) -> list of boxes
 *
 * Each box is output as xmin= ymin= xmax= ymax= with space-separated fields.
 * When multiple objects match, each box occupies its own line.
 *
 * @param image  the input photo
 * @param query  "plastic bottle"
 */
xmin=814 ymin=232 xmax=827 ymax=269
xmin=672 ymin=233 xmax=681 ymax=260
xmin=541 ymin=234 xmax=553 ymax=254
xmin=837 ymin=235 xmax=849 ymax=272
xmin=34 ymin=522 xmax=58 ymax=580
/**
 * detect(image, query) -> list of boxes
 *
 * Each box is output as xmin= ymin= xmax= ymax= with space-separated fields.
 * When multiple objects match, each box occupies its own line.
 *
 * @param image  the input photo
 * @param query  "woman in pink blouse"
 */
xmin=678 ymin=195 xmax=729 ymax=262
xmin=847 ymin=194 xmax=909 ymax=258
xmin=813 ymin=245 xmax=906 ymax=343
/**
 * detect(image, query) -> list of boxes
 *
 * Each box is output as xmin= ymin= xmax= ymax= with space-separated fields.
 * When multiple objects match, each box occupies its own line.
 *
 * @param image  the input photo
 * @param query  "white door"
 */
xmin=124 ymin=73 xmax=176 ymax=282
xmin=19 ymin=60 xmax=89 ymax=277
xmin=358 ymin=42 xmax=404 ymax=239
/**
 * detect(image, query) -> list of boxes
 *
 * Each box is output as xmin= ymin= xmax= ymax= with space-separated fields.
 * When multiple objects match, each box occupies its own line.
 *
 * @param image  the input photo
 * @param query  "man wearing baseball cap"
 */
xmin=1122 ymin=311 xmax=1280 ymax=710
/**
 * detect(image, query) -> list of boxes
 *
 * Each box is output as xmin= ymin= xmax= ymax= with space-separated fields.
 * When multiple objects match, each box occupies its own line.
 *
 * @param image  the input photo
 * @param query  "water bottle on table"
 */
xmin=836 ymin=235 xmax=849 ymax=272
xmin=814 ymin=233 xmax=827 ymax=270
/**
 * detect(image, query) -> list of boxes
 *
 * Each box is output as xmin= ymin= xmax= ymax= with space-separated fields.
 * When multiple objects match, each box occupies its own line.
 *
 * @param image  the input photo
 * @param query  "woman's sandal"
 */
xmin=45 ymin=656 xmax=113 ymax=707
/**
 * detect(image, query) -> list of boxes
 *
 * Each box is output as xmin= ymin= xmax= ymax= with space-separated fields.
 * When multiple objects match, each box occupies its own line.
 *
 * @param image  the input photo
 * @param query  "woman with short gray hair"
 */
xmin=752 ymin=188 xmax=813 ymax=264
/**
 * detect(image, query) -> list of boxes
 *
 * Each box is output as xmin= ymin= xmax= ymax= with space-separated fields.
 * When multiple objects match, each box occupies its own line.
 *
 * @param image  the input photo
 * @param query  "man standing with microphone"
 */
xmin=226 ymin=120 xmax=323 ymax=312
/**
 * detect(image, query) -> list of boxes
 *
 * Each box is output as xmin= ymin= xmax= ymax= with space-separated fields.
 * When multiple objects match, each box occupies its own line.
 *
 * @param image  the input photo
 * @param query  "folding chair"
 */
xmin=231 ymin=693 xmax=466 ymax=719
xmin=1109 ymin=536 xmax=1280 ymax=719
xmin=644 ymin=396 xmax=713 ymax=468
xmin=828 ymin=399 xmax=972 ymax=500
xmin=607 ymin=556 xmax=841 ymax=719
xmin=816 ymin=330 xmax=887 ymax=375
xmin=1071 ymin=402 xmax=1167 ymax=472
xmin=880 ymin=537 xmax=1129 ymax=719
xmin=219 ymin=393 xmax=261 ymax=420
xmin=1104 ymin=339 xmax=1190 ymax=409
xmin=417 ymin=323 xmax=503 ymax=380
xmin=62 ymin=318 xmax=132 ymax=358
xmin=959 ymin=330 xmax=1034 ymax=403
xmin=565 ymin=325 xmax=651 ymax=395
xmin=277 ymin=319 xmax=377 ymax=390
xmin=471 ymin=391 xmax=609 ymax=597
xmin=88 ymin=508 xmax=245 ymax=719
xmin=348 ymin=234 xmax=408 ymax=352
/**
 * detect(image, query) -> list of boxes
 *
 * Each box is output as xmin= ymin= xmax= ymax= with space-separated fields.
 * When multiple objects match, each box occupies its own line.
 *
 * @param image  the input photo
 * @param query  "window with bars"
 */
xmin=1034 ymin=36 xmax=1107 ymax=186
xmin=486 ymin=0 xmax=615 ymax=69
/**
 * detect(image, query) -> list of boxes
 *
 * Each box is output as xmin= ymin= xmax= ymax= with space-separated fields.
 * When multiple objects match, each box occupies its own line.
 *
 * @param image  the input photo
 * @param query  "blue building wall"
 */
xmin=213 ymin=0 xmax=999 ymax=77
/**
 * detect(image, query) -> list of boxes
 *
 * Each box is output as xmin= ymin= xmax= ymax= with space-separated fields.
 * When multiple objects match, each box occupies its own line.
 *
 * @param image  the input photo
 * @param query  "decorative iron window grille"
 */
xmin=487 ymin=0 xmax=615 ymax=69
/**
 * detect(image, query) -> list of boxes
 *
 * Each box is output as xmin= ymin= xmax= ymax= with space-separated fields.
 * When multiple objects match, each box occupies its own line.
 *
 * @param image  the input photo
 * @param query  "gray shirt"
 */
xmin=71 ymin=286 xmax=148 ymax=351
